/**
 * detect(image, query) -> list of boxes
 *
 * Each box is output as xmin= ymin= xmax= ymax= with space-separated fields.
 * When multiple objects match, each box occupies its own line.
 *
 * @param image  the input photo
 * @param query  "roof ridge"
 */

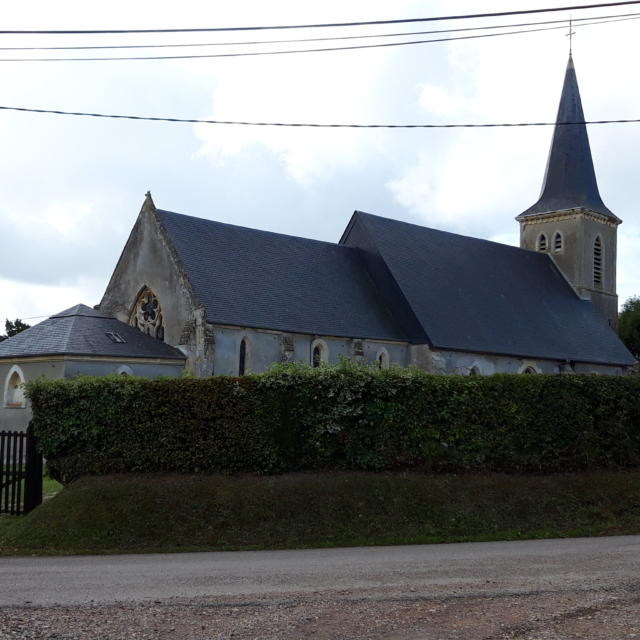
xmin=60 ymin=314 xmax=79 ymax=352
xmin=51 ymin=303 xmax=112 ymax=319
xmin=354 ymin=210 xmax=543 ymax=257
xmin=156 ymin=208 xmax=356 ymax=250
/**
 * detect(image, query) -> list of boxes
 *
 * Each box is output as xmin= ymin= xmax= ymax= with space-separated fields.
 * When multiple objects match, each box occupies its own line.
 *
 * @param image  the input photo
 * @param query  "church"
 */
xmin=98 ymin=54 xmax=634 ymax=378
xmin=0 ymin=54 xmax=636 ymax=432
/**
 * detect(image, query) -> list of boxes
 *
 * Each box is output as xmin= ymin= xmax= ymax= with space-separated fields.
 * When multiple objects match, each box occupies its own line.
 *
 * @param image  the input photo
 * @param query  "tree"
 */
xmin=618 ymin=296 xmax=640 ymax=359
xmin=0 ymin=318 xmax=31 ymax=342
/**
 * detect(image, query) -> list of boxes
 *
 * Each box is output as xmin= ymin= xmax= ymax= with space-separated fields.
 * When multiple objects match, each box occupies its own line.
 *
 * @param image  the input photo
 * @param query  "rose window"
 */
xmin=132 ymin=289 xmax=165 ymax=341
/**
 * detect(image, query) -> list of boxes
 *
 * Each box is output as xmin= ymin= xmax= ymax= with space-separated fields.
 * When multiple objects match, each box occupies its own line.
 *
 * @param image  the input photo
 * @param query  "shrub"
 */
xmin=26 ymin=364 xmax=640 ymax=483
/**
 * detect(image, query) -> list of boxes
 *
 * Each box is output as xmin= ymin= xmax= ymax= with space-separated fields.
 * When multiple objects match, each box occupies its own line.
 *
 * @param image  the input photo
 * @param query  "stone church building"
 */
xmin=3 ymin=54 xmax=633 ymax=433
xmin=99 ymin=55 xmax=635 ymax=378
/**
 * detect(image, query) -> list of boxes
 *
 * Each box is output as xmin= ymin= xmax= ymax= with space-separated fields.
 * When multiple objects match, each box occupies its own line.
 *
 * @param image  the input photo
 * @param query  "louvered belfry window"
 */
xmin=537 ymin=233 xmax=547 ymax=251
xmin=553 ymin=232 xmax=563 ymax=251
xmin=593 ymin=236 xmax=603 ymax=287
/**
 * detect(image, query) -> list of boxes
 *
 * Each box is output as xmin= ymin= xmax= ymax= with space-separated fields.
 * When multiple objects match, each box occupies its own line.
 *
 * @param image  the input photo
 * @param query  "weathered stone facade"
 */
xmin=100 ymin=197 xmax=208 ymax=375
xmin=99 ymin=198 xmax=408 ymax=376
xmin=519 ymin=209 xmax=619 ymax=328
xmin=408 ymin=345 xmax=626 ymax=376
xmin=97 ymin=190 xmax=632 ymax=379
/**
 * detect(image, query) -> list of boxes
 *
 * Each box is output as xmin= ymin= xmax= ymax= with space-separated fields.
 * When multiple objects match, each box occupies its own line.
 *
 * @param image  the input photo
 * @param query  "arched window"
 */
xmin=4 ymin=366 xmax=26 ymax=408
xmin=376 ymin=349 xmax=390 ymax=369
xmin=593 ymin=236 xmax=603 ymax=287
xmin=311 ymin=340 xmax=328 ymax=367
xmin=522 ymin=366 xmax=538 ymax=374
xmin=537 ymin=233 xmax=548 ymax=252
xmin=116 ymin=365 xmax=134 ymax=376
xmin=469 ymin=366 xmax=480 ymax=376
xmin=239 ymin=338 xmax=248 ymax=376
xmin=130 ymin=287 xmax=164 ymax=341
xmin=553 ymin=231 xmax=563 ymax=252
xmin=559 ymin=360 xmax=575 ymax=374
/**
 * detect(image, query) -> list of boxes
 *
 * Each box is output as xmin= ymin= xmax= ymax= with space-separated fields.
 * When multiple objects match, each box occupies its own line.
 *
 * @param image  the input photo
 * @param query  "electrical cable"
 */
xmin=12 ymin=315 xmax=50 ymax=321
xmin=0 ymin=1 xmax=639 ymax=35
xmin=1 ymin=15 xmax=637 ymax=62
xmin=1 ymin=105 xmax=638 ymax=128
xmin=0 ymin=11 xmax=637 ymax=51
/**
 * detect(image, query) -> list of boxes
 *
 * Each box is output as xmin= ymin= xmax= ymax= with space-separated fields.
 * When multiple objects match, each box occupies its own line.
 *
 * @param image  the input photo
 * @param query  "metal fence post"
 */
xmin=24 ymin=423 xmax=43 ymax=514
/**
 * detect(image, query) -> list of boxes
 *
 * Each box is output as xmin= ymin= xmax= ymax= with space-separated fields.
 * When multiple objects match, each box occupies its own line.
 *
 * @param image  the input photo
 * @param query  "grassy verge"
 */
xmin=0 ymin=475 xmax=62 ymax=541
xmin=1 ymin=470 xmax=640 ymax=556
xmin=43 ymin=475 xmax=63 ymax=500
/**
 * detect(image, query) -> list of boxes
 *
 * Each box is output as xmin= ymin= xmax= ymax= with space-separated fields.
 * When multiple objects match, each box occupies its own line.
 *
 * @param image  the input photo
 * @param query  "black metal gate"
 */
xmin=0 ymin=427 xmax=43 ymax=515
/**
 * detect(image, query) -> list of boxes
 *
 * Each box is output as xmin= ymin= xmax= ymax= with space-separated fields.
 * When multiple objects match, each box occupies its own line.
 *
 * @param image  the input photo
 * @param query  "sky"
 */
xmin=1 ymin=0 xmax=639 ymax=324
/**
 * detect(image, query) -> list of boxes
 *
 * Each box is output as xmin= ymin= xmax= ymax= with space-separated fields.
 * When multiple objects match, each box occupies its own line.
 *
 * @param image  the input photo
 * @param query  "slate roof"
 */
xmin=519 ymin=55 xmax=618 ymax=221
xmin=155 ymin=209 xmax=405 ymax=341
xmin=0 ymin=305 xmax=185 ymax=360
xmin=153 ymin=202 xmax=634 ymax=365
xmin=341 ymin=212 xmax=635 ymax=366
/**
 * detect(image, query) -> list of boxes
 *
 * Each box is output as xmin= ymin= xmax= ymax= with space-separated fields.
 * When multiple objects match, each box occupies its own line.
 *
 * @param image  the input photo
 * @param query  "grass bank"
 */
xmin=2 ymin=471 xmax=640 ymax=556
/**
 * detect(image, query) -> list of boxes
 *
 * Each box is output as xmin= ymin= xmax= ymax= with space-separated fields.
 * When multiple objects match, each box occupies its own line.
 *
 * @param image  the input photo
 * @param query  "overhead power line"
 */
xmin=1 ymin=105 xmax=639 ymax=128
xmin=0 ymin=11 xmax=637 ymax=51
xmin=0 ymin=1 xmax=639 ymax=35
xmin=1 ymin=15 xmax=637 ymax=62
xmin=15 ymin=315 xmax=50 ymax=321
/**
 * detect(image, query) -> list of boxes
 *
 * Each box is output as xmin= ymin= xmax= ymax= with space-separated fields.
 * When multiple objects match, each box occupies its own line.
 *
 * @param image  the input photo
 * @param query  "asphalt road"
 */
xmin=2 ymin=535 xmax=639 ymax=607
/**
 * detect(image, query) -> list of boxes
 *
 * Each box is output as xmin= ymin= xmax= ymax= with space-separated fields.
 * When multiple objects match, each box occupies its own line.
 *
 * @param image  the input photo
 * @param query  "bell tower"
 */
xmin=516 ymin=55 xmax=621 ymax=328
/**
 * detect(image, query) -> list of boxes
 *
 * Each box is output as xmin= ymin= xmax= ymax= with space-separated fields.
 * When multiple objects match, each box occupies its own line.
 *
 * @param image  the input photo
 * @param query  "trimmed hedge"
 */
xmin=26 ymin=363 xmax=640 ymax=483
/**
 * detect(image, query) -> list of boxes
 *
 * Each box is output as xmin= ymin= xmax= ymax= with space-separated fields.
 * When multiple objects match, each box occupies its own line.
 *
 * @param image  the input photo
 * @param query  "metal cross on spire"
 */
xmin=567 ymin=16 xmax=576 ymax=55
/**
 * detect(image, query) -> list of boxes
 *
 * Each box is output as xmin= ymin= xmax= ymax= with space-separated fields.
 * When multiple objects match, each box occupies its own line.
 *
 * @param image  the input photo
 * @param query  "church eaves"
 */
xmin=518 ymin=55 xmax=618 ymax=222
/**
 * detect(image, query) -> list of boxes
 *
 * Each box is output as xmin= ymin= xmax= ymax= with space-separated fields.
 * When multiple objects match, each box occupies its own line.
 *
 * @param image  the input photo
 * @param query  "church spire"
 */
xmin=518 ymin=54 xmax=617 ymax=221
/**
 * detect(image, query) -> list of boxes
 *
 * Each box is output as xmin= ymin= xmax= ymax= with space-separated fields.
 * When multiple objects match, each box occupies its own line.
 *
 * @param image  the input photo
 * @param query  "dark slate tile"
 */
xmin=347 ymin=212 xmax=635 ymax=366
xmin=0 ymin=305 xmax=185 ymax=361
xmin=156 ymin=209 xmax=406 ymax=341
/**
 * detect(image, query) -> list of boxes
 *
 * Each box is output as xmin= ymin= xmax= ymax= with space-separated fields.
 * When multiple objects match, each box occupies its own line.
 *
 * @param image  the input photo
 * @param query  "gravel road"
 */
xmin=1 ymin=535 xmax=640 ymax=639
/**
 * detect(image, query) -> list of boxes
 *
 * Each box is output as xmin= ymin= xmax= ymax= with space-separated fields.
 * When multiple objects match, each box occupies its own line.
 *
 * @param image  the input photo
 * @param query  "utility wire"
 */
xmin=1 ymin=15 xmax=637 ymax=62
xmin=14 ymin=315 xmax=50 ymax=321
xmin=0 ymin=1 xmax=639 ymax=35
xmin=1 ymin=105 xmax=638 ymax=128
xmin=0 ymin=11 xmax=637 ymax=51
